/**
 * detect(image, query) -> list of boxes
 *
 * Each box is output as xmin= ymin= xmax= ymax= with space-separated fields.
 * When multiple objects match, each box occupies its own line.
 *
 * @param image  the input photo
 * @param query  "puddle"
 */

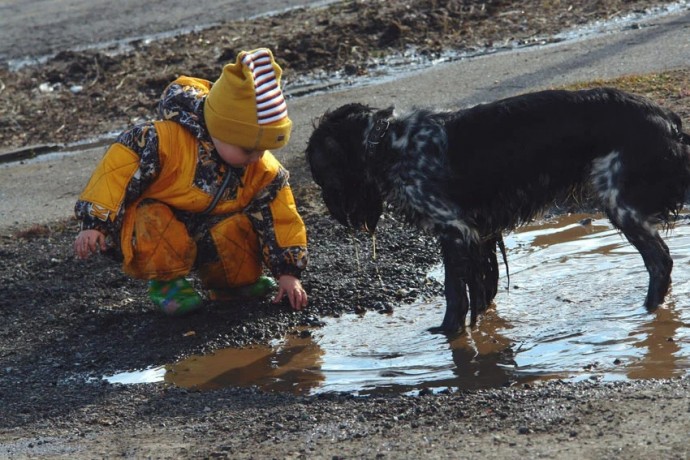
xmin=105 ymin=212 xmax=690 ymax=395
xmin=490 ymin=212 xmax=690 ymax=383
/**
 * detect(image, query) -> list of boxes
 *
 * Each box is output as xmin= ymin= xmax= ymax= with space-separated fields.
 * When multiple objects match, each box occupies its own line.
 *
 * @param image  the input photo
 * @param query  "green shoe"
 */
xmin=148 ymin=278 xmax=202 ymax=316
xmin=208 ymin=275 xmax=277 ymax=301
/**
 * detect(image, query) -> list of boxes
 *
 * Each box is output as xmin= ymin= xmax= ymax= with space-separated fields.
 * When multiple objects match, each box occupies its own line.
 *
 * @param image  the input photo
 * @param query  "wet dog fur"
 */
xmin=306 ymin=87 xmax=690 ymax=333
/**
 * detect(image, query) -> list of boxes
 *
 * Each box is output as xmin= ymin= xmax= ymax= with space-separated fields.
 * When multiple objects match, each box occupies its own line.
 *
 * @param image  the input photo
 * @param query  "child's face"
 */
xmin=212 ymin=137 xmax=266 ymax=167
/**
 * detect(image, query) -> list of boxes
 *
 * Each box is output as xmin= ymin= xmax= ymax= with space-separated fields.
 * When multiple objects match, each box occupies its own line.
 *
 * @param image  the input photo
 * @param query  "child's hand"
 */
xmin=74 ymin=229 xmax=107 ymax=260
xmin=273 ymin=275 xmax=308 ymax=311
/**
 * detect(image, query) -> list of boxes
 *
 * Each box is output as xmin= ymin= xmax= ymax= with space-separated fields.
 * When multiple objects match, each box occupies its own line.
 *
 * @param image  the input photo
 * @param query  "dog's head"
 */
xmin=306 ymin=103 xmax=392 ymax=233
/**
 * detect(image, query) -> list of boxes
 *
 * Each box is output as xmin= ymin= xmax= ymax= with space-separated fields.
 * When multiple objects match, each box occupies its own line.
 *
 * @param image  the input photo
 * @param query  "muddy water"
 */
xmin=106 ymin=212 xmax=690 ymax=395
xmin=487 ymin=213 xmax=690 ymax=383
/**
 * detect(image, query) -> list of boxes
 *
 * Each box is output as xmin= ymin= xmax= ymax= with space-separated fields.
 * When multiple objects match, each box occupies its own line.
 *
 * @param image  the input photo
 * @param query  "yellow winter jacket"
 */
xmin=75 ymin=76 xmax=307 ymax=278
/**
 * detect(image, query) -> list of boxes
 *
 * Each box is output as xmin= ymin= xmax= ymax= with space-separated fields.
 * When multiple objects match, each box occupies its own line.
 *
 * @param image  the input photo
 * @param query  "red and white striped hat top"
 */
xmin=241 ymin=49 xmax=288 ymax=125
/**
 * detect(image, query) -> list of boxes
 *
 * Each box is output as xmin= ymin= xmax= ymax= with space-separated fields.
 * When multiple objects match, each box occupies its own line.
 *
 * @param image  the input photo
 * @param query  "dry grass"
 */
xmin=564 ymin=69 xmax=690 ymax=125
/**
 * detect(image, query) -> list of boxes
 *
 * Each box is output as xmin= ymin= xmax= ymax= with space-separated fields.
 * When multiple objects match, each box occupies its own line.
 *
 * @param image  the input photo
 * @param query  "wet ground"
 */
xmin=2 ymin=0 xmax=690 ymax=458
xmin=102 ymin=212 xmax=690 ymax=395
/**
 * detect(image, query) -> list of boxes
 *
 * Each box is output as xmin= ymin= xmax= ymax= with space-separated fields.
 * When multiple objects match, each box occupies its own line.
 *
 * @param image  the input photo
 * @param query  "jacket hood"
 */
xmin=158 ymin=76 xmax=212 ymax=141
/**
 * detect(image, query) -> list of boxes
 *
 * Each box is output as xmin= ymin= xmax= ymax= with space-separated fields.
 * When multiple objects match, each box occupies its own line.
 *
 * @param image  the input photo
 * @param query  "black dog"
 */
xmin=306 ymin=87 xmax=690 ymax=333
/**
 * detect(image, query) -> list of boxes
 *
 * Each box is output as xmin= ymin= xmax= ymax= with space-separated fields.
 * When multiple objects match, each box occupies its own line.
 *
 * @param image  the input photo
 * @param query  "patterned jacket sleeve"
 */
xmin=243 ymin=167 xmax=309 ymax=278
xmin=74 ymin=122 xmax=161 ymax=238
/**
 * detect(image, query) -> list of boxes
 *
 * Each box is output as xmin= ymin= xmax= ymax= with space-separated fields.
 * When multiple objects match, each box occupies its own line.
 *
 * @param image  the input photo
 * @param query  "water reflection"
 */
xmin=627 ymin=302 xmax=686 ymax=380
xmin=445 ymin=309 xmax=520 ymax=390
xmin=312 ymin=303 xmax=522 ymax=395
xmin=105 ymin=212 xmax=690 ymax=394
xmin=155 ymin=305 xmax=521 ymax=395
xmin=165 ymin=333 xmax=325 ymax=393
xmin=495 ymin=213 xmax=690 ymax=382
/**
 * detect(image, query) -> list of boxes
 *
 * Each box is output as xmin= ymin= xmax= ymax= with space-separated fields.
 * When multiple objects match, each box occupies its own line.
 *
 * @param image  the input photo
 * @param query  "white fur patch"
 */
xmin=590 ymin=150 xmax=622 ymax=211
xmin=590 ymin=150 xmax=655 ymax=233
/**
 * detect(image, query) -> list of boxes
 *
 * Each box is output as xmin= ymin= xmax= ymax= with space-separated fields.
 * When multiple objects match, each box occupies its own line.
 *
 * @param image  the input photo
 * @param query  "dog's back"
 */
xmin=442 ymin=88 xmax=690 ymax=232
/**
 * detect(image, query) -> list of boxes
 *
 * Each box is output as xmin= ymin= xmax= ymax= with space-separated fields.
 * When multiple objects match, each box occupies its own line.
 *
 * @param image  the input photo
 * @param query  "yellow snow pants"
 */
xmin=123 ymin=201 xmax=262 ymax=289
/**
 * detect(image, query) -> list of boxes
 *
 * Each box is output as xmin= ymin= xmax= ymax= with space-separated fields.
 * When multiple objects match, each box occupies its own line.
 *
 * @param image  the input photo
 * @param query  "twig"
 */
xmin=89 ymin=56 xmax=101 ymax=87
xmin=351 ymin=229 xmax=361 ymax=272
xmin=371 ymin=232 xmax=377 ymax=261
xmin=115 ymin=75 xmax=130 ymax=90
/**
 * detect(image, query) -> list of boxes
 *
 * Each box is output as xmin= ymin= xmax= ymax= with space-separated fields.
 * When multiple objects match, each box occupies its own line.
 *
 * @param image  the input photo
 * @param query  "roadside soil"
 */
xmin=1 ymin=1 xmax=690 ymax=458
xmin=2 ymin=0 xmax=688 ymax=151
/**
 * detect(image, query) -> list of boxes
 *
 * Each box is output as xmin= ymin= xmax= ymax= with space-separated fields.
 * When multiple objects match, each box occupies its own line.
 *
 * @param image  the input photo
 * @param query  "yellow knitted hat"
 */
xmin=204 ymin=48 xmax=292 ymax=150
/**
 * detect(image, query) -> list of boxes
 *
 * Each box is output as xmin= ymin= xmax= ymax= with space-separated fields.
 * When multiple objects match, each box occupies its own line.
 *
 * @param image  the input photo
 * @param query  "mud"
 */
xmin=1 ymin=0 xmax=690 ymax=459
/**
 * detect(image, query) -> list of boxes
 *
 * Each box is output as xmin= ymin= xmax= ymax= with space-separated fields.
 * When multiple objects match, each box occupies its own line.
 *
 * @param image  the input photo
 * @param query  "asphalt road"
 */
xmin=0 ymin=0 xmax=330 ymax=64
xmin=0 ymin=3 xmax=689 ymax=234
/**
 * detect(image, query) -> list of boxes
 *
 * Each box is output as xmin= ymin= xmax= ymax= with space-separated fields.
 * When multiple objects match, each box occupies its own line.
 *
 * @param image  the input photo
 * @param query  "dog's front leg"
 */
xmin=431 ymin=235 xmax=471 ymax=334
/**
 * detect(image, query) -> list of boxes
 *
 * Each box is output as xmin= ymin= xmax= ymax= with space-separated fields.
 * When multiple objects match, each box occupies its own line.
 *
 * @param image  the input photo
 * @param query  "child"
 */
xmin=74 ymin=48 xmax=308 ymax=316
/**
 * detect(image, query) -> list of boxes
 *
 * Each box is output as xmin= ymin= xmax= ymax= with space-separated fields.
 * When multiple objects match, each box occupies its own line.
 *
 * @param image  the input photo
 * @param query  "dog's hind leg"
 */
xmin=607 ymin=210 xmax=673 ymax=310
xmin=592 ymin=149 xmax=677 ymax=310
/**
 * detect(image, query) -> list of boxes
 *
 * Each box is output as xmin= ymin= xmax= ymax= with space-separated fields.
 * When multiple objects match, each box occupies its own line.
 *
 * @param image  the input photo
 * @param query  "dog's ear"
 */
xmin=306 ymin=103 xmax=372 ymax=189
xmin=306 ymin=103 xmax=385 ymax=231
xmin=305 ymin=133 xmax=352 ymax=227
xmin=379 ymin=106 xmax=395 ymax=119
xmin=306 ymin=136 xmax=345 ymax=188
